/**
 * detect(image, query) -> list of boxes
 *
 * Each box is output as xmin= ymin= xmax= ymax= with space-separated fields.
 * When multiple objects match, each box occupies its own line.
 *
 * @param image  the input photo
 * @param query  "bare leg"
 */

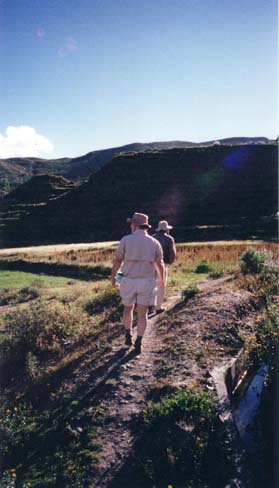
xmin=136 ymin=304 xmax=149 ymax=337
xmin=123 ymin=305 xmax=134 ymax=332
xmin=156 ymin=265 xmax=168 ymax=310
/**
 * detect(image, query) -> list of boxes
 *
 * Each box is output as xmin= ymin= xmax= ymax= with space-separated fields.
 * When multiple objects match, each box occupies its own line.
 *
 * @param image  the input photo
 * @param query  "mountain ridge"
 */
xmin=0 ymin=142 xmax=277 ymax=247
xmin=0 ymin=137 xmax=274 ymax=193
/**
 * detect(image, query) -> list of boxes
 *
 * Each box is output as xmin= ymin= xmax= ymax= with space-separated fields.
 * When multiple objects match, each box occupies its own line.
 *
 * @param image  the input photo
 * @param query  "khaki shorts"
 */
xmin=119 ymin=277 xmax=157 ymax=306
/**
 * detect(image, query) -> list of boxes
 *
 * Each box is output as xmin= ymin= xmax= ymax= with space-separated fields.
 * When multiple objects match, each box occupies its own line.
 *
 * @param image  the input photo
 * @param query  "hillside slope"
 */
xmin=3 ymin=174 xmax=78 ymax=204
xmin=0 ymin=143 xmax=277 ymax=247
xmin=0 ymin=137 xmax=273 ymax=192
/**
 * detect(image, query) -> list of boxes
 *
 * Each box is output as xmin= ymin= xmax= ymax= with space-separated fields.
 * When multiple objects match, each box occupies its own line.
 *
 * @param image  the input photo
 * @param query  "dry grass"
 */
xmin=0 ymin=241 xmax=118 ymax=259
xmin=1 ymin=240 xmax=276 ymax=268
xmin=176 ymin=240 xmax=277 ymax=266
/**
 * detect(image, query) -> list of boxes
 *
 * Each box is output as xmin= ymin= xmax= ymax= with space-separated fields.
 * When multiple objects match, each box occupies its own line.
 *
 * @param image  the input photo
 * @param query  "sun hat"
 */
xmin=127 ymin=212 xmax=151 ymax=228
xmin=156 ymin=220 xmax=173 ymax=231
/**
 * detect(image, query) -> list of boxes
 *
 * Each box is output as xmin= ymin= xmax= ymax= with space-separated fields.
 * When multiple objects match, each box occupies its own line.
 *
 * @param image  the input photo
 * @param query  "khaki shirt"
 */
xmin=116 ymin=230 xmax=163 ymax=279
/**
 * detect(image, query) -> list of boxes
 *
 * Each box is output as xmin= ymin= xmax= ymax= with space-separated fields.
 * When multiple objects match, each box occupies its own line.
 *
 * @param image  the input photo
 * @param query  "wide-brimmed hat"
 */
xmin=156 ymin=220 xmax=173 ymax=231
xmin=127 ymin=212 xmax=151 ymax=228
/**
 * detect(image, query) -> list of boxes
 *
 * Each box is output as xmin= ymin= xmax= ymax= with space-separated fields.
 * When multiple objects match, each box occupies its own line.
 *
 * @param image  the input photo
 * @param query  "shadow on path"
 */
xmin=0 ymin=259 xmax=110 ymax=281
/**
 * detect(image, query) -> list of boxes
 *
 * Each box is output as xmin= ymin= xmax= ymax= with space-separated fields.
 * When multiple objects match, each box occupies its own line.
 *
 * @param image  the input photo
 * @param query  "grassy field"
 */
xmin=0 ymin=240 xmax=277 ymax=488
xmin=1 ymin=239 xmax=261 ymax=301
xmin=0 ymin=270 xmax=85 ymax=289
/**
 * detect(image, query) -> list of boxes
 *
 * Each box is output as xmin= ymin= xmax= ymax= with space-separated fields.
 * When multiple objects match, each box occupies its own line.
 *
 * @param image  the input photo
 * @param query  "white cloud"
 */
xmin=0 ymin=126 xmax=54 ymax=158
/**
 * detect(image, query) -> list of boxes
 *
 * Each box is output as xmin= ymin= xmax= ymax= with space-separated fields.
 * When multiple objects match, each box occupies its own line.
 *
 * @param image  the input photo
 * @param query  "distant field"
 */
xmin=0 ymin=240 xmax=276 ymax=287
xmin=0 ymin=239 xmax=276 ymax=262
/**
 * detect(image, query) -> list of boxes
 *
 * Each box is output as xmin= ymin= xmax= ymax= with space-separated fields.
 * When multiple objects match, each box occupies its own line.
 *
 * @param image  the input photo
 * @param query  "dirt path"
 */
xmin=90 ymin=277 xmax=257 ymax=488
xmin=0 ymin=242 xmax=118 ymax=257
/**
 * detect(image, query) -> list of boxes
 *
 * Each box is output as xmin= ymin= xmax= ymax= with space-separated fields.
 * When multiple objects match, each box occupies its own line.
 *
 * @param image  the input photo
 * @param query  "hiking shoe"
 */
xmin=125 ymin=332 xmax=132 ymax=346
xmin=155 ymin=308 xmax=166 ymax=314
xmin=134 ymin=337 xmax=142 ymax=354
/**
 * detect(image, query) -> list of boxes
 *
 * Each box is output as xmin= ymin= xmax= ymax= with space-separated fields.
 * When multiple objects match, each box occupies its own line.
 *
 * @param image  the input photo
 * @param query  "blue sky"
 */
xmin=0 ymin=0 xmax=277 ymax=158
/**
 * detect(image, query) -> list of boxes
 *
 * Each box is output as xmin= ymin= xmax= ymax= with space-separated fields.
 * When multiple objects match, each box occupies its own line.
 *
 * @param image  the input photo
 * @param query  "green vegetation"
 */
xmin=236 ymin=253 xmax=278 ymax=487
xmin=0 ymin=270 xmax=83 ymax=289
xmin=81 ymin=286 xmax=122 ymax=317
xmin=181 ymin=284 xmax=199 ymax=301
xmin=251 ymin=303 xmax=278 ymax=378
xmin=238 ymin=250 xmax=278 ymax=380
xmin=1 ymin=300 xmax=90 ymax=377
xmin=0 ymin=282 xmax=124 ymax=488
xmin=167 ymin=263 xmax=208 ymax=293
xmin=0 ymin=241 xmax=277 ymax=487
xmin=194 ymin=260 xmax=212 ymax=273
xmin=239 ymin=247 xmax=276 ymax=274
xmin=135 ymin=388 xmax=229 ymax=487
xmin=0 ymin=286 xmax=40 ymax=306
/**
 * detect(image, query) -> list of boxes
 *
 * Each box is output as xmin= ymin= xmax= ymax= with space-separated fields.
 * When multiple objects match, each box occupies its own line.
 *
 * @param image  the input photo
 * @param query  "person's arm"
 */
xmin=111 ymin=239 xmax=125 ymax=288
xmin=168 ymin=238 xmax=176 ymax=265
xmin=111 ymin=255 xmax=123 ymax=288
xmin=154 ymin=240 xmax=165 ymax=288
xmin=155 ymin=259 xmax=165 ymax=288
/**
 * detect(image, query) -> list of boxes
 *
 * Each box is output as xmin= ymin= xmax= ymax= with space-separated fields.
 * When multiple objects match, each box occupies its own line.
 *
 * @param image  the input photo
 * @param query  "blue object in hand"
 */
xmin=116 ymin=272 xmax=123 ymax=284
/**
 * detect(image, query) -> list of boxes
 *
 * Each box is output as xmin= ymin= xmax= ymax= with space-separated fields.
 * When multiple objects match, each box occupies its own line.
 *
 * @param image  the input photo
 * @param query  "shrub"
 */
xmin=239 ymin=247 xmax=276 ymax=274
xmin=1 ymin=300 xmax=89 ymax=372
xmin=208 ymin=270 xmax=223 ymax=279
xmin=136 ymin=389 xmax=229 ymax=486
xmin=0 ymin=402 xmax=29 ymax=460
xmin=25 ymin=351 xmax=41 ymax=379
xmin=250 ymin=303 xmax=279 ymax=379
xmin=181 ymin=285 xmax=199 ymax=301
xmin=143 ymin=389 xmax=216 ymax=426
xmin=194 ymin=261 xmax=212 ymax=273
xmin=0 ymin=287 xmax=40 ymax=306
xmin=0 ymin=473 xmax=16 ymax=487
xmin=81 ymin=286 xmax=122 ymax=322
xmin=240 ymin=273 xmax=278 ymax=308
xmin=18 ymin=286 xmax=40 ymax=302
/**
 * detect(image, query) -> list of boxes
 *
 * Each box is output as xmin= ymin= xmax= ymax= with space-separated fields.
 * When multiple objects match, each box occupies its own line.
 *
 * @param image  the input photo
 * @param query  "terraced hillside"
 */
xmin=3 ymin=174 xmax=78 ymax=204
xmin=0 ymin=141 xmax=200 ymax=192
xmin=0 ymin=143 xmax=277 ymax=247
xmin=0 ymin=138 xmax=273 ymax=193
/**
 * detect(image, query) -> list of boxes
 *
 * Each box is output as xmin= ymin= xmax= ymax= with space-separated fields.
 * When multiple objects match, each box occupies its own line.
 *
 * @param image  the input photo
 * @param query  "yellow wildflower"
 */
xmin=14 ymin=407 xmax=18 ymax=412
xmin=6 ymin=409 xmax=12 ymax=414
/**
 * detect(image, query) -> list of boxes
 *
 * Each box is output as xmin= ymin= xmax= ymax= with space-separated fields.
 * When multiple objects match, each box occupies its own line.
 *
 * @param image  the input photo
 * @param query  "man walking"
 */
xmin=111 ymin=212 xmax=165 ymax=353
xmin=153 ymin=220 xmax=176 ymax=314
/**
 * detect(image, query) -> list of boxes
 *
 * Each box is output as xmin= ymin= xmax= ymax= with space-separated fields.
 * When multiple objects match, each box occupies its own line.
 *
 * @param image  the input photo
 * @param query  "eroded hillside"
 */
xmin=0 ymin=143 xmax=277 ymax=247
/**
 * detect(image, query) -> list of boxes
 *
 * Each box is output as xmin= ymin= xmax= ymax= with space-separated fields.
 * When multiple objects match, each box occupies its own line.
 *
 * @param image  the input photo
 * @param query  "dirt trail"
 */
xmin=90 ymin=277 xmax=257 ymax=488
xmin=0 ymin=242 xmax=118 ymax=256
xmin=92 ymin=311 xmax=175 ymax=488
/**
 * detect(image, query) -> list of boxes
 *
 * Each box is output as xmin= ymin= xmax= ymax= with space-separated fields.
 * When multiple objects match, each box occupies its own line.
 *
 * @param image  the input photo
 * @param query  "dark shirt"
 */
xmin=152 ymin=231 xmax=176 ymax=264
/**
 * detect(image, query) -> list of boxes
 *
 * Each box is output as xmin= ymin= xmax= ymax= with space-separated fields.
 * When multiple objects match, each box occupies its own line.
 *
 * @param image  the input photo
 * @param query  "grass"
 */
xmin=0 ymin=270 xmax=84 ymax=289
xmin=0 ymin=284 xmax=124 ymax=488
xmin=167 ymin=268 xmax=208 ymax=293
xmin=0 ymin=240 xmax=277 ymax=487
xmin=133 ymin=388 xmax=231 ymax=487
